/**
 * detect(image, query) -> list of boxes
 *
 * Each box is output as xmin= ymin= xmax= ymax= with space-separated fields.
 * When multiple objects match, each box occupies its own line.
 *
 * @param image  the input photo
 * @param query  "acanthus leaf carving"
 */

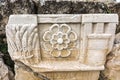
xmin=6 ymin=24 xmax=40 ymax=64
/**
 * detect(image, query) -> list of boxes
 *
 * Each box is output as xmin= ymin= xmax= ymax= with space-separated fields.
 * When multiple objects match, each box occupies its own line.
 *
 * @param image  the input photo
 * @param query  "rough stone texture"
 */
xmin=0 ymin=56 xmax=9 ymax=80
xmin=0 ymin=52 xmax=14 ymax=80
xmin=15 ymin=61 xmax=50 ymax=80
xmin=108 ymin=3 xmax=120 ymax=33
xmin=0 ymin=0 xmax=36 ymax=34
xmin=37 ymin=1 xmax=120 ymax=34
xmin=38 ymin=1 xmax=109 ymax=14
xmin=6 ymin=14 xmax=118 ymax=80
xmin=0 ymin=0 xmax=120 ymax=80
xmin=101 ymin=32 xmax=120 ymax=80
xmin=10 ymin=0 xmax=36 ymax=14
xmin=38 ymin=0 xmax=115 ymax=6
xmin=0 ymin=0 xmax=36 ymax=79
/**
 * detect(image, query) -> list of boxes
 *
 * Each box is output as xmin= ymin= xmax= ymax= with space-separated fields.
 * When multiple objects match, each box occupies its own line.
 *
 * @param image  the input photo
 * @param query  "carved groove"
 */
xmin=6 ymin=24 xmax=40 ymax=63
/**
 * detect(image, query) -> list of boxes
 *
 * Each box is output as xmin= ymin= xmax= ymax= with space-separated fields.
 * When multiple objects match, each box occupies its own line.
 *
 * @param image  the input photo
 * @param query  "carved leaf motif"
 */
xmin=6 ymin=24 xmax=40 ymax=63
xmin=22 ymin=31 xmax=28 ymax=53
xmin=6 ymin=25 xmax=18 ymax=52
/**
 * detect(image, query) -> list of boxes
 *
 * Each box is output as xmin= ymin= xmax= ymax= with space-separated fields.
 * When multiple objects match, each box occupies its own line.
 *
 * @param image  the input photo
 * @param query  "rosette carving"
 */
xmin=43 ymin=24 xmax=77 ymax=57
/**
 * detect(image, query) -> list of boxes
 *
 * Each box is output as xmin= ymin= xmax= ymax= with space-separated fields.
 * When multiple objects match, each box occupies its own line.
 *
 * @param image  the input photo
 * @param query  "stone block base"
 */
xmin=15 ymin=67 xmax=100 ymax=80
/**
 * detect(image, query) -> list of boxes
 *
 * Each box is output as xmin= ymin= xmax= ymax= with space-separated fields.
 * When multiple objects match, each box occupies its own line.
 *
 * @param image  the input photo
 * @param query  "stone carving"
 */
xmin=0 ymin=54 xmax=14 ymax=80
xmin=6 ymin=14 xmax=118 ymax=80
xmin=103 ymin=33 xmax=120 ymax=80
xmin=0 ymin=59 xmax=9 ymax=80
xmin=43 ymin=24 xmax=77 ymax=57
xmin=6 ymin=24 xmax=40 ymax=64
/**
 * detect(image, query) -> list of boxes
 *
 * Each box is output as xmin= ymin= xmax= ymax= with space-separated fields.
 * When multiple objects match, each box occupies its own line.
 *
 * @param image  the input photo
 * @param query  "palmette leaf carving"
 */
xmin=43 ymin=24 xmax=77 ymax=58
xmin=6 ymin=24 xmax=40 ymax=64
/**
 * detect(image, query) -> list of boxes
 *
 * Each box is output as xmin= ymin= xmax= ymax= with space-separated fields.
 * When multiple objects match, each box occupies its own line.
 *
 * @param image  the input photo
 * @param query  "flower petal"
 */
xmin=64 ymin=39 xmax=70 ymax=44
xmin=57 ymin=32 xmax=63 ymax=38
xmin=68 ymin=42 xmax=76 ymax=49
xmin=61 ymin=49 xmax=71 ymax=57
xmin=52 ymin=43 xmax=58 ymax=49
xmin=62 ymin=43 xmax=68 ymax=49
xmin=50 ymin=34 xmax=58 ymax=45
xmin=68 ymin=31 xmax=77 ymax=42
xmin=50 ymin=24 xmax=59 ymax=34
xmin=60 ymin=24 xmax=71 ymax=33
xmin=43 ymin=31 xmax=51 ymax=41
xmin=62 ymin=34 xmax=70 ymax=44
xmin=43 ymin=42 xmax=53 ymax=52
xmin=62 ymin=35 xmax=67 ymax=40
xmin=52 ymin=34 xmax=59 ymax=40
xmin=50 ymin=49 xmax=61 ymax=57
xmin=57 ymin=44 xmax=64 ymax=50
xmin=50 ymin=39 xmax=57 ymax=45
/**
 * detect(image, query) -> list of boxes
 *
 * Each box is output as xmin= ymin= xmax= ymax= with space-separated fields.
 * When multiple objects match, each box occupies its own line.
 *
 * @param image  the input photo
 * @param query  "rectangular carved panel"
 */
xmin=6 ymin=14 xmax=118 ymax=72
xmin=40 ymin=23 xmax=80 ymax=61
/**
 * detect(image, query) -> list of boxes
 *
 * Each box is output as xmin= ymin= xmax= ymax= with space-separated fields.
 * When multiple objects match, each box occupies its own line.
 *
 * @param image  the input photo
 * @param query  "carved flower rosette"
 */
xmin=43 ymin=24 xmax=77 ymax=58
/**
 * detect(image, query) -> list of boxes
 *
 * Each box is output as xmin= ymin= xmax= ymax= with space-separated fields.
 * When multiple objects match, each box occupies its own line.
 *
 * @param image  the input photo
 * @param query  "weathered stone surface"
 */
xmin=10 ymin=0 xmax=36 ymax=14
xmin=0 ymin=0 xmax=119 ymax=80
xmin=0 ymin=0 xmax=36 ymax=30
xmin=38 ymin=1 xmax=109 ymax=14
xmin=15 ymin=61 xmax=49 ymax=80
xmin=0 ymin=0 xmax=36 ymax=55
xmin=109 ymin=3 xmax=120 ymax=33
xmin=0 ymin=53 xmax=14 ymax=80
xmin=38 ymin=0 xmax=115 ymax=5
xmin=0 ymin=0 xmax=36 ymax=79
xmin=102 ymin=32 xmax=120 ymax=80
xmin=6 ymin=14 xmax=118 ymax=80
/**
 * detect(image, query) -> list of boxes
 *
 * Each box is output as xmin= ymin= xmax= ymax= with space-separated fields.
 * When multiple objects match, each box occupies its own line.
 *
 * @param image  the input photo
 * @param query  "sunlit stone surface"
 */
xmin=6 ymin=14 xmax=118 ymax=80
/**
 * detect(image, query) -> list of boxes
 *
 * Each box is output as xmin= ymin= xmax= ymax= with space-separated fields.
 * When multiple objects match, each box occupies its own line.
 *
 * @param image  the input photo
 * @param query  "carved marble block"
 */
xmin=6 ymin=14 xmax=118 ymax=80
